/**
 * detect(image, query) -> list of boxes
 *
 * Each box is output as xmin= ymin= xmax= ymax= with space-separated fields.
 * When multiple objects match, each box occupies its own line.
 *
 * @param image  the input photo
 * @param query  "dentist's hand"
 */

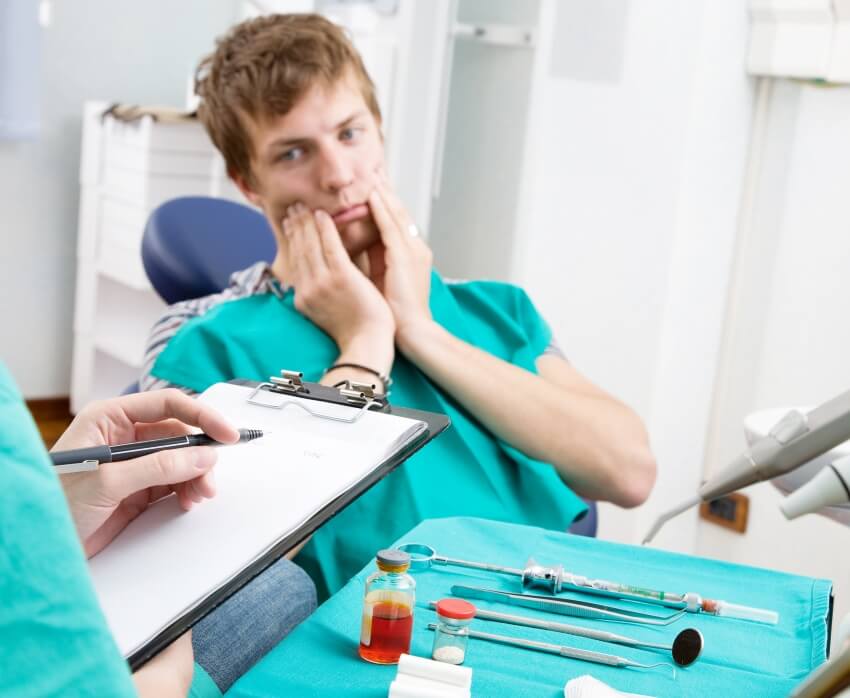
xmin=367 ymin=175 xmax=434 ymax=351
xmin=283 ymin=202 xmax=395 ymax=373
xmin=53 ymin=389 xmax=239 ymax=557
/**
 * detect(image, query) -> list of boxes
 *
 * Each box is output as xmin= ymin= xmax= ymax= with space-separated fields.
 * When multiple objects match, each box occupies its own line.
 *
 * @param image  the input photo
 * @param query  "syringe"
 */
xmin=539 ymin=562 xmax=778 ymax=624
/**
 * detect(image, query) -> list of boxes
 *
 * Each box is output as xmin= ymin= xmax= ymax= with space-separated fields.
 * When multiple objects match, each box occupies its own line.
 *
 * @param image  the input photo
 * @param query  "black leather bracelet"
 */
xmin=323 ymin=362 xmax=393 ymax=389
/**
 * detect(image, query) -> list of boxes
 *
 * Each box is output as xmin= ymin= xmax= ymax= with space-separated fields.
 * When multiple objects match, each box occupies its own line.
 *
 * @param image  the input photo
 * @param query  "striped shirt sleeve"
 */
xmin=139 ymin=297 xmax=211 ymax=393
xmin=139 ymin=263 xmax=272 ymax=393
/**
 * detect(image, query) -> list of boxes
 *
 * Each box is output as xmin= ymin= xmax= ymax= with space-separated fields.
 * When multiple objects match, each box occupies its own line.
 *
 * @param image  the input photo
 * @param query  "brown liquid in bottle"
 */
xmin=358 ymin=601 xmax=413 ymax=664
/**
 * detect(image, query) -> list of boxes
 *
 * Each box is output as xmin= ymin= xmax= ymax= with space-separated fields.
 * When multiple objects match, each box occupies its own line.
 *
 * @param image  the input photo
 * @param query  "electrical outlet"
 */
xmin=699 ymin=493 xmax=749 ymax=533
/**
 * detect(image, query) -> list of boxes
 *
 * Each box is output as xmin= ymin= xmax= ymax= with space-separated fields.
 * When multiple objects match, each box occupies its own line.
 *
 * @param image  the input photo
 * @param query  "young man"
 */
xmin=141 ymin=14 xmax=657 ymax=599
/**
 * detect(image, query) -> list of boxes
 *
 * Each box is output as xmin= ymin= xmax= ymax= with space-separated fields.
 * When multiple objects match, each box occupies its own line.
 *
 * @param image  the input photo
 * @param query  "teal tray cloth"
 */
xmin=227 ymin=517 xmax=832 ymax=697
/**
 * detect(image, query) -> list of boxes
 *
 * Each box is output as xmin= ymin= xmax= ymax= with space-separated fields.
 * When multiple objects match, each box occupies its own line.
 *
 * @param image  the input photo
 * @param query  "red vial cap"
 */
xmin=436 ymin=598 xmax=476 ymax=620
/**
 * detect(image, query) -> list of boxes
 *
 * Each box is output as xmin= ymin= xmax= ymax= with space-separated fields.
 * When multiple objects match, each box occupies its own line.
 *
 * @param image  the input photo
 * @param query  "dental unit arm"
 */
xmin=644 ymin=387 xmax=850 ymax=544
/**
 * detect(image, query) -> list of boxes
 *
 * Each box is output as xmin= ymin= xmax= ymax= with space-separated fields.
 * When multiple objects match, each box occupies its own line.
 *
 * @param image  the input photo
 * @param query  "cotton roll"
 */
xmin=397 ymin=653 xmax=473 ymax=689
xmin=388 ymin=675 xmax=470 ymax=698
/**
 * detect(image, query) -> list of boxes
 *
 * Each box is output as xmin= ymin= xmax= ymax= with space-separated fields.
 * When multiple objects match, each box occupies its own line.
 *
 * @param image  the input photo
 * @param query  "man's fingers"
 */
xmin=368 ymin=189 xmax=404 ymax=248
xmin=100 ymin=446 xmax=217 ymax=503
xmin=290 ymin=203 xmax=327 ymax=276
xmin=367 ymin=244 xmax=387 ymax=290
xmin=314 ymin=209 xmax=351 ymax=270
xmin=284 ymin=213 xmax=306 ymax=284
xmin=375 ymin=177 xmax=410 ymax=233
xmin=105 ymin=390 xmax=239 ymax=445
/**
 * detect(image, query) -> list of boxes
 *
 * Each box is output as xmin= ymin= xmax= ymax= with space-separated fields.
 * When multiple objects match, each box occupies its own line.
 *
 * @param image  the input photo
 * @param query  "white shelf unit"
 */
xmin=428 ymin=0 xmax=541 ymax=283
xmin=70 ymin=101 xmax=244 ymax=412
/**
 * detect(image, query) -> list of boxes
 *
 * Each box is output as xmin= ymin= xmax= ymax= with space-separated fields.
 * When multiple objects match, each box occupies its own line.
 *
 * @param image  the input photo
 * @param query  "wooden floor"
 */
xmin=27 ymin=397 xmax=74 ymax=450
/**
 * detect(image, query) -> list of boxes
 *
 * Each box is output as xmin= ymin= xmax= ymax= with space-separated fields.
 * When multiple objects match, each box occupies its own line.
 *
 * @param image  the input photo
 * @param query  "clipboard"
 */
xmin=90 ymin=371 xmax=450 ymax=671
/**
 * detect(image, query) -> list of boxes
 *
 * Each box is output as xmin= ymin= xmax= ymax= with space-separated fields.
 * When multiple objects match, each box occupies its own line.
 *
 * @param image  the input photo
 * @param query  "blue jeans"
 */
xmin=192 ymin=557 xmax=316 ymax=692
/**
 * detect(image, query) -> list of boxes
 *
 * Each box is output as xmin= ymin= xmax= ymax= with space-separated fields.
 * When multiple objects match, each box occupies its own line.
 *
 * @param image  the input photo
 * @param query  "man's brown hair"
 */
xmin=195 ymin=13 xmax=381 ymax=185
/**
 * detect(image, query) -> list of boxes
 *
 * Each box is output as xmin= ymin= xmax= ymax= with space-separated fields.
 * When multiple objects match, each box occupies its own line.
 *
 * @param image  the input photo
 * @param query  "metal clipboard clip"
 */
xmin=246 ymin=370 xmax=387 ymax=424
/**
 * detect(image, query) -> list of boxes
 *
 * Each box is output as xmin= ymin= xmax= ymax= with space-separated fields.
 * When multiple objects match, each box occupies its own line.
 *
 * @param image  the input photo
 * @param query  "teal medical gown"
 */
xmin=152 ymin=273 xmax=587 ymax=600
xmin=0 ymin=363 xmax=220 ymax=697
xmin=0 ymin=362 xmax=136 ymax=696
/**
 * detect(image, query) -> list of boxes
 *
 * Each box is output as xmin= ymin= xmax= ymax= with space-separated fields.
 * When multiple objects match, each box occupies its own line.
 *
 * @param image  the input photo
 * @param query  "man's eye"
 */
xmin=340 ymin=127 xmax=358 ymax=141
xmin=278 ymin=147 xmax=303 ymax=162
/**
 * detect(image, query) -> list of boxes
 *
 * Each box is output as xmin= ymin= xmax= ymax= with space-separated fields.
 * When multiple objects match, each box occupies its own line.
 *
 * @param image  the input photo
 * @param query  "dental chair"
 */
xmin=141 ymin=196 xmax=276 ymax=305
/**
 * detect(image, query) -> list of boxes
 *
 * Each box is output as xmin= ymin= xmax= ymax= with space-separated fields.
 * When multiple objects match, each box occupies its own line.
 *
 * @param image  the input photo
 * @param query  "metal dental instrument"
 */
xmin=522 ymin=557 xmax=779 ymax=624
xmin=643 ymin=388 xmax=850 ymax=544
xmin=428 ymin=600 xmax=703 ymax=666
xmin=425 ymin=623 xmax=673 ymax=674
xmin=399 ymin=543 xmax=777 ymax=623
xmin=400 ymin=542 xmax=682 ymax=603
xmin=451 ymin=585 xmax=686 ymax=626
xmin=398 ymin=542 xmax=525 ymax=577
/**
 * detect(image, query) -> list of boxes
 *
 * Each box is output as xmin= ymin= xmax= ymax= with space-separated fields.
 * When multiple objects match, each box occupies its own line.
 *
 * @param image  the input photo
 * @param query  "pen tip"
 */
xmin=237 ymin=428 xmax=266 ymax=441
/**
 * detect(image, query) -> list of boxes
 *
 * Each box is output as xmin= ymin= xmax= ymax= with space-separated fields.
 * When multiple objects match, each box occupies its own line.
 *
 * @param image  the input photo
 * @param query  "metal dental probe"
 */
xmin=429 ymin=600 xmax=703 ymax=666
xmin=426 ymin=624 xmax=674 ymax=674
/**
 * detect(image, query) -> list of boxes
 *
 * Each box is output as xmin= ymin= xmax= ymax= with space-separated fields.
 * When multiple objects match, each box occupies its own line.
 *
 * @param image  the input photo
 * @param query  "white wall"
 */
xmin=510 ymin=4 xmax=850 ymax=640
xmin=0 ymin=0 xmax=239 ymax=397
xmin=699 ymin=79 xmax=850 ymax=636
xmin=510 ymin=0 xmax=753 ymax=550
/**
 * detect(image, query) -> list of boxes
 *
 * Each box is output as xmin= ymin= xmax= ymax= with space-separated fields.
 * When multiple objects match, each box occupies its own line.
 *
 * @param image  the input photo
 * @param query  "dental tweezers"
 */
xmin=451 ymin=585 xmax=686 ymax=626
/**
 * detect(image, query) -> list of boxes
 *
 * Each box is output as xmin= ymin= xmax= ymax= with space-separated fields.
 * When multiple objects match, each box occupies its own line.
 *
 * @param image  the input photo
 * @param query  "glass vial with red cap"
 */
xmin=358 ymin=549 xmax=415 ymax=664
xmin=431 ymin=598 xmax=476 ymax=665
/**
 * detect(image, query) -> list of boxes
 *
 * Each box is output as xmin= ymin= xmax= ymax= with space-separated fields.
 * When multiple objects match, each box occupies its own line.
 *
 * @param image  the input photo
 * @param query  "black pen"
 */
xmin=51 ymin=428 xmax=265 ymax=474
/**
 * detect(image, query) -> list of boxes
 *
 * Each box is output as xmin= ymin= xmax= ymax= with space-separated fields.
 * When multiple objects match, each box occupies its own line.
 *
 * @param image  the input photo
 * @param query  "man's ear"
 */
xmin=232 ymin=170 xmax=263 ymax=208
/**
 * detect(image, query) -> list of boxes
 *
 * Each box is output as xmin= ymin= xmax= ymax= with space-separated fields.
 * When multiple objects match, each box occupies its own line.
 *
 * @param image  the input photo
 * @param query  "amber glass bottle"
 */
xmin=358 ymin=549 xmax=416 ymax=664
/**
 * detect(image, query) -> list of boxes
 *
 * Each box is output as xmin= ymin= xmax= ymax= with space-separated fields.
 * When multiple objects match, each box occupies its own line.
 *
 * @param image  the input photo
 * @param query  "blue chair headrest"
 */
xmin=142 ymin=196 xmax=276 ymax=305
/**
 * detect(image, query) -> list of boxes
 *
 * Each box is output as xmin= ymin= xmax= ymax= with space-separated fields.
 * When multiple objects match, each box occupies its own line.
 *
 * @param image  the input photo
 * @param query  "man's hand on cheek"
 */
xmin=283 ymin=202 xmax=395 ymax=361
xmin=367 ymin=178 xmax=434 ymax=347
xmin=362 ymin=241 xmax=387 ymax=290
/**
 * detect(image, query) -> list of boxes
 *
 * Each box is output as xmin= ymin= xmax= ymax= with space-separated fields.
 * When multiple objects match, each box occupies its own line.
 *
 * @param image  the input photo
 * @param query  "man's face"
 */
xmin=237 ymin=73 xmax=384 ymax=257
